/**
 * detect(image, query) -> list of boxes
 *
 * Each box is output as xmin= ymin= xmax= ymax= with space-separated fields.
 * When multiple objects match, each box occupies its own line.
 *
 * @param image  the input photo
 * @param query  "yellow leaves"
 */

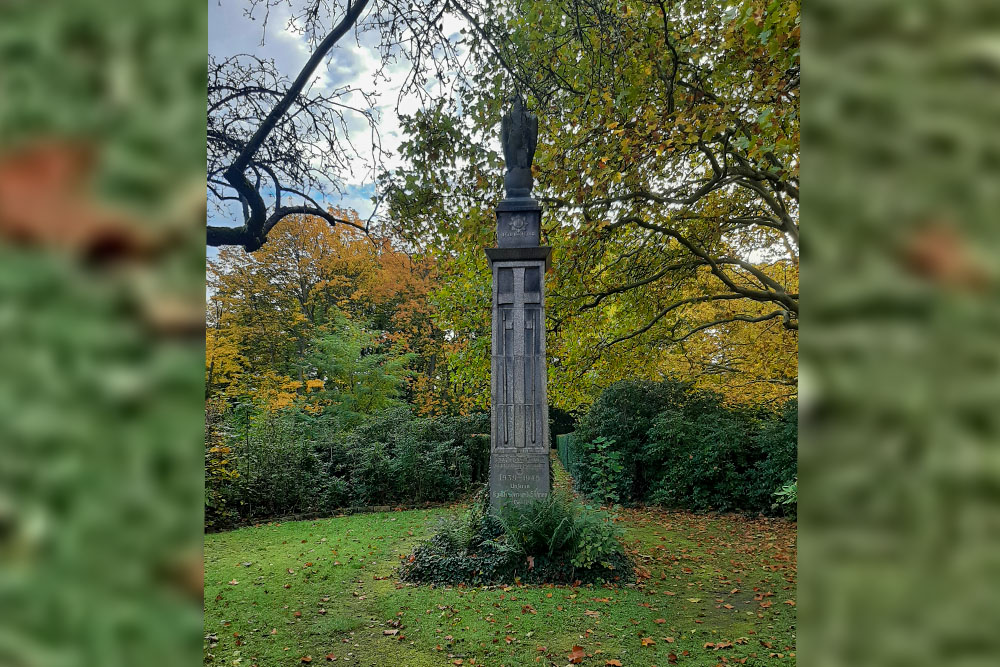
xmin=641 ymin=637 xmax=656 ymax=647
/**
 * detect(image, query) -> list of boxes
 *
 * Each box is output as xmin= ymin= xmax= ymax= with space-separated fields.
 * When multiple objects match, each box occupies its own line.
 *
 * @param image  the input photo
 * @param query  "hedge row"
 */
xmin=565 ymin=380 xmax=797 ymax=515
xmin=206 ymin=407 xmax=489 ymax=530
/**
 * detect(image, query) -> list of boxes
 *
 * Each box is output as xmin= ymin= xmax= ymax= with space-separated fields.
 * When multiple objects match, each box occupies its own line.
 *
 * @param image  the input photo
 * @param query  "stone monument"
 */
xmin=488 ymin=96 xmax=551 ymax=511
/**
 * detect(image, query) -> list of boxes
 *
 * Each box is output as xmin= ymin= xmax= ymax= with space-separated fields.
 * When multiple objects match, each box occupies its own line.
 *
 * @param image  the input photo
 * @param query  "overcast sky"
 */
xmin=208 ymin=0 xmax=469 ymax=235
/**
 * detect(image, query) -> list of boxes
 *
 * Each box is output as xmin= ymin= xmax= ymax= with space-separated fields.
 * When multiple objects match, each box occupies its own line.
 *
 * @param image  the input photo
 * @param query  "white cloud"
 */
xmin=209 ymin=1 xmax=474 ymax=215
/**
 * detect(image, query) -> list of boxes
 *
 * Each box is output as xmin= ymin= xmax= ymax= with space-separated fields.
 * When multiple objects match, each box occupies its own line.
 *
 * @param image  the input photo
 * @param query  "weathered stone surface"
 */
xmin=496 ymin=200 xmax=541 ymax=248
xmin=500 ymin=95 xmax=538 ymax=200
xmin=488 ymin=255 xmax=550 ymax=510
xmin=489 ymin=97 xmax=551 ymax=512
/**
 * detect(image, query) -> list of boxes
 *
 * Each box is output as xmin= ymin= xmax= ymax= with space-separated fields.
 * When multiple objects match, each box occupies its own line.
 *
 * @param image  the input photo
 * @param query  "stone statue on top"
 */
xmin=500 ymin=95 xmax=538 ymax=200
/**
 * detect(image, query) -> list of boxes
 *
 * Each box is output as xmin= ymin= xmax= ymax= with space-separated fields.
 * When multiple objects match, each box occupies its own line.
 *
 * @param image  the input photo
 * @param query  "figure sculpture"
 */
xmin=500 ymin=95 xmax=538 ymax=200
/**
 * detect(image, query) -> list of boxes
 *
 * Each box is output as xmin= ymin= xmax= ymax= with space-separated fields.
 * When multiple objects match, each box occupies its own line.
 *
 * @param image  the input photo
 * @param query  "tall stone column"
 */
xmin=488 ymin=97 xmax=551 ymax=511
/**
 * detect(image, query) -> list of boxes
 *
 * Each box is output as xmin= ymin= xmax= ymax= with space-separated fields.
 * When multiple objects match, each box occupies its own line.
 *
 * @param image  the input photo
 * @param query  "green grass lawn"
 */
xmin=205 ymin=459 xmax=796 ymax=666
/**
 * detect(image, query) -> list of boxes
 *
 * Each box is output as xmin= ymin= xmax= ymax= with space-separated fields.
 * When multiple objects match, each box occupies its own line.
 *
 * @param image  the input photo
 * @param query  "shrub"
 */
xmin=573 ymin=379 xmax=691 ymax=502
xmin=585 ymin=436 xmax=624 ymax=506
xmin=569 ymin=380 xmax=797 ymax=515
xmin=772 ymin=478 xmax=797 ymax=517
xmin=748 ymin=400 xmax=798 ymax=513
xmin=401 ymin=491 xmax=633 ymax=586
xmin=205 ymin=405 xmax=489 ymax=528
xmin=644 ymin=393 xmax=759 ymax=512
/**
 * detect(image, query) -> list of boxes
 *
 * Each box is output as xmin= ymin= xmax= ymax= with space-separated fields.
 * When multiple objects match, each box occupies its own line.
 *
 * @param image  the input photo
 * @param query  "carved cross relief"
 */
xmin=494 ymin=264 xmax=543 ymax=451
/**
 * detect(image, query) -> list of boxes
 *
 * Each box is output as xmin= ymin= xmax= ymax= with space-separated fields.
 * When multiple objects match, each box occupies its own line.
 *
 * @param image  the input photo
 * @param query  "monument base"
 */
xmin=489 ymin=449 xmax=550 ymax=510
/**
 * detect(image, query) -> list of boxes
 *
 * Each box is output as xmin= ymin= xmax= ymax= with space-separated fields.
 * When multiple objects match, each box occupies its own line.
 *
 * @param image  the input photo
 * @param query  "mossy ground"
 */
xmin=205 ymin=456 xmax=796 ymax=666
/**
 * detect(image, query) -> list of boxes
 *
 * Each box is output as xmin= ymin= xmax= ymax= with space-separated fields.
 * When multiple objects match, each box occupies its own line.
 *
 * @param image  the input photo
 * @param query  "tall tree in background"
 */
xmin=207 ymin=213 xmax=459 ymax=416
xmin=385 ymin=0 xmax=798 ymax=407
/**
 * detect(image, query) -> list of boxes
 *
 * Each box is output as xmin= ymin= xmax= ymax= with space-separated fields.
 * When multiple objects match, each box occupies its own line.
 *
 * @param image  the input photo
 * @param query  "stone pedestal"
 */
xmin=487 ymin=198 xmax=551 ymax=511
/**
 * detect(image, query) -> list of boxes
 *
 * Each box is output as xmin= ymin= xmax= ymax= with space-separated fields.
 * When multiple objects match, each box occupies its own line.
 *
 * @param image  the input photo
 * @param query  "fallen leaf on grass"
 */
xmin=293 ymin=611 xmax=302 ymax=618
xmin=668 ymin=653 xmax=678 ymax=664
xmin=641 ymin=637 xmax=656 ymax=647
xmin=383 ymin=629 xmax=399 ymax=636
xmin=568 ymin=645 xmax=586 ymax=663
xmin=687 ymin=598 xmax=701 ymax=603
xmin=606 ymin=661 xmax=623 ymax=666
xmin=300 ymin=657 xmax=312 ymax=663
xmin=654 ymin=618 xmax=666 ymax=624
xmin=325 ymin=654 xmax=336 ymax=661
xmin=228 ymin=579 xmax=239 ymax=585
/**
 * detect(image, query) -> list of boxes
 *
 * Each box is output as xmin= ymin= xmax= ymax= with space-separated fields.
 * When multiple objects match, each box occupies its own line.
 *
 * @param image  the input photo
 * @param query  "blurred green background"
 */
xmin=0 ymin=1 xmax=205 ymax=666
xmin=803 ymin=1 xmax=1000 ymax=665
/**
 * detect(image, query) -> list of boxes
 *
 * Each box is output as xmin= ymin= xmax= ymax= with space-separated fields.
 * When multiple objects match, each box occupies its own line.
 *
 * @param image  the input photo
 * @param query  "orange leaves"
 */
xmin=568 ymin=646 xmax=586 ymax=663
xmin=641 ymin=637 xmax=656 ymax=647
xmin=606 ymin=661 xmax=623 ymax=666
xmin=654 ymin=618 xmax=666 ymax=624
xmin=0 ymin=141 xmax=165 ymax=261
xmin=704 ymin=641 xmax=733 ymax=650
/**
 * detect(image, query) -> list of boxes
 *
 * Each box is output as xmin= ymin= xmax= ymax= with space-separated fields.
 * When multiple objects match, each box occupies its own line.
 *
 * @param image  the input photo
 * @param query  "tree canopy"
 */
xmin=385 ymin=0 xmax=799 ymax=407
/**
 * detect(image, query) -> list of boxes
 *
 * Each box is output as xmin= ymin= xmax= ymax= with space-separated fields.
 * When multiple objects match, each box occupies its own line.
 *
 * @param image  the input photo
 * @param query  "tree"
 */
xmin=207 ymin=212 xmax=461 ymax=413
xmin=384 ymin=0 xmax=798 ymax=406
xmin=207 ymin=0 xmax=468 ymax=251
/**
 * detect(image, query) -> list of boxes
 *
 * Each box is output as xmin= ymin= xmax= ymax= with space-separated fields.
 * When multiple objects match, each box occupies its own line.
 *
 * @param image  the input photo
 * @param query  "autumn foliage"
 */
xmin=205 ymin=213 xmax=484 ymax=527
